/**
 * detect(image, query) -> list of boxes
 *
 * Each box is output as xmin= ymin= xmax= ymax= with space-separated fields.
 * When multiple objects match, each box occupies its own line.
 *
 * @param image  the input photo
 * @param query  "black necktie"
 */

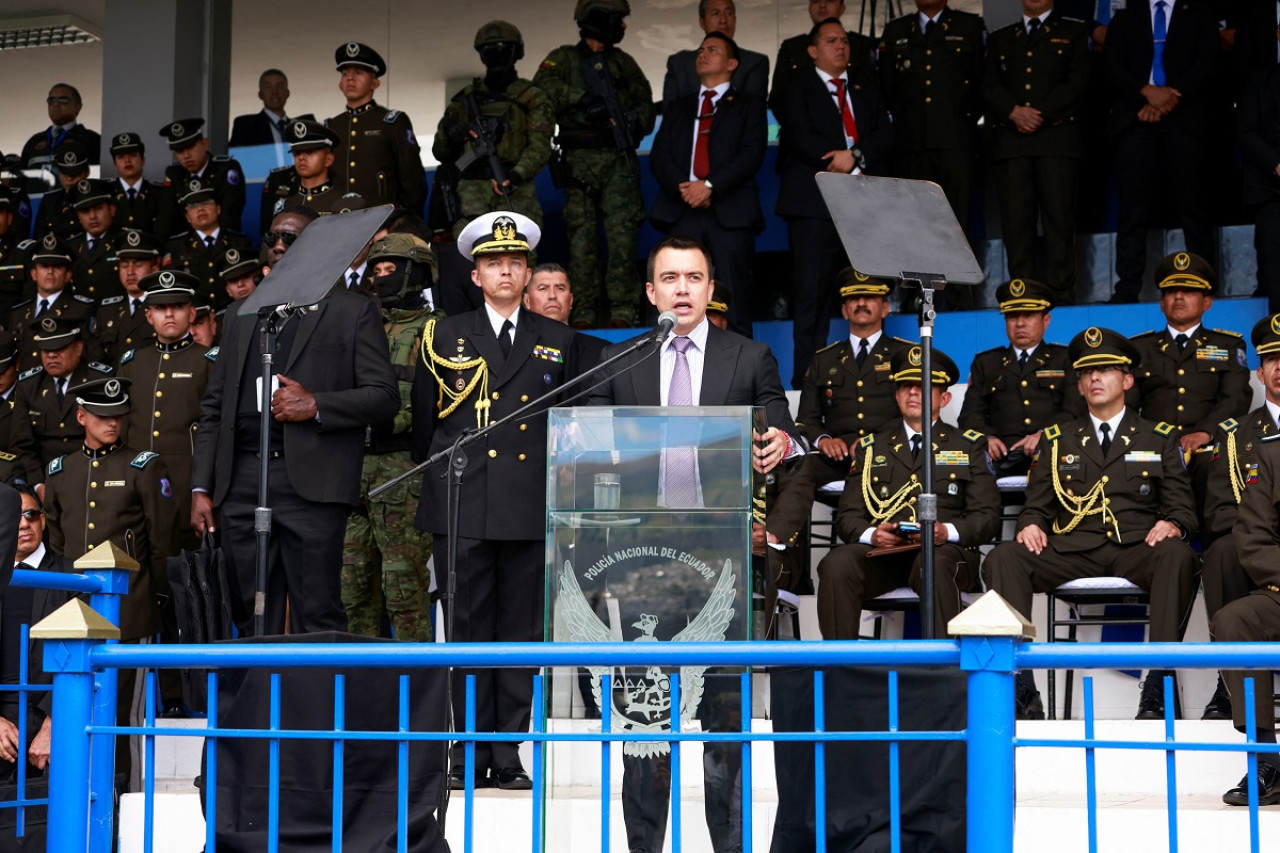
xmin=55 ymin=378 xmax=65 ymax=407
xmin=36 ymin=298 xmax=49 ymax=317
xmin=127 ymin=187 xmax=137 ymax=202
xmin=85 ymin=236 xmax=95 ymax=253
xmin=924 ymin=19 xmax=936 ymax=36
xmin=1028 ymin=17 xmax=1041 ymax=35
xmin=1175 ymin=332 xmax=1188 ymax=351
xmin=1099 ymin=422 xmax=1112 ymax=455
xmin=204 ymin=235 xmax=215 ymax=249
xmin=856 ymin=338 xmax=869 ymax=368
xmin=131 ymin=297 xmax=143 ymax=316
xmin=910 ymin=434 xmax=922 ymax=461
xmin=15 ymin=562 xmax=32 ymax=572
xmin=348 ymin=271 xmax=360 ymax=290
xmin=1018 ymin=349 xmax=1029 ymax=369
xmin=498 ymin=319 xmax=513 ymax=359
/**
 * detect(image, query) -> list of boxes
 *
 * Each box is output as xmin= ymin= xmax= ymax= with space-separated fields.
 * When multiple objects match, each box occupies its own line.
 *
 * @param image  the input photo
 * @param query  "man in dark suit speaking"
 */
xmin=650 ymin=32 xmax=767 ymax=338
xmin=587 ymin=235 xmax=802 ymax=853
xmin=190 ymin=206 xmax=400 ymax=636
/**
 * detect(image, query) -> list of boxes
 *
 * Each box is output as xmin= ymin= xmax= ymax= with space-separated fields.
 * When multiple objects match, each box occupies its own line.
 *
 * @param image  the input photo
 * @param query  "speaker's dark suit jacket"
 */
xmin=1104 ymin=1 xmax=1219 ymax=137
xmin=661 ymin=48 xmax=769 ymax=112
xmin=227 ymin=112 xmax=315 ymax=148
xmin=649 ymin=87 xmax=766 ymax=232
xmin=192 ymin=289 xmax=400 ymax=507
xmin=775 ymin=69 xmax=893 ymax=219
xmin=586 ymin=322 xmax=799 ymax=441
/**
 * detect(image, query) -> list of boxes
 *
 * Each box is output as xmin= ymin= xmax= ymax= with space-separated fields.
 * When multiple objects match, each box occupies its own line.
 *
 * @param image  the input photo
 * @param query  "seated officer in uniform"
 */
xmin=1129 ymin=252 xmax=1251 ymax=517
xmin=817 ymin=346 xmax=999 ymax=639
xmin=9 ymin=233 xmax=96 ymax=372
xmin=1212 ymin=434 xmax=1280 ymax=806
xmin=1198 ymin=314 xmax=1280 ymax=720
xmin=984 ymin=327 xmax=1199 ymax=720
xmin=959 ymin=278 xmax=1084 ymax=475
xmin=766 ymin=269 xmax=913 ymax=558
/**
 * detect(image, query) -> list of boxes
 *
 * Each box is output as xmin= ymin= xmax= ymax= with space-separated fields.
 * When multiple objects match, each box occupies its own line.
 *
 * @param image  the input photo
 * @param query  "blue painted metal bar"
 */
xmin=962 ymin=635 xmax=1017 ymax=853
xmin=531 ymin=674 xmax=544 ymax=853
xmin=600 ymin=673 xmax=611 ymax=853
xmin=143 ymin=670 xmax=156 ymax=853
xmin=45 ymin=639 xmax=95 ymax=853
xmin=1244 ymin=677 xmax=1259 ymax=853
xmin=398 ymin=675 xmax=409 ymax=853
xmin=15 ymin=625 xmax=28 ymax=839
xmin=268 ymin=673 xmax=281 ymax=853
xmin=1162 ymin=675 xmax=1178 ymax=853
xmin=464 ymin=674 xmax=476 ymax=853
xmin=1083 ymin=678 xmax=1098 ymax=853
xmin=9 ymin=567 xmax=106 ymax=594
xmin=814 ymin=670 xmax=826 ymax=853
xmin=670 ymin=672 xmax=682 ymax=853
xmin=739 ymin=671 xmax=752 ymax=853
xmin=332 ymin=674 xmax=345 ymax=853
xmin=85 ymin=567 xmax=127 ymax=853
xmin=205 ymin=671 xmax=219 ymax=853
xmin=92 ymin=640 xmax=963 ymax=669
xmin=888 ymin=670 xmax=901 ymax=853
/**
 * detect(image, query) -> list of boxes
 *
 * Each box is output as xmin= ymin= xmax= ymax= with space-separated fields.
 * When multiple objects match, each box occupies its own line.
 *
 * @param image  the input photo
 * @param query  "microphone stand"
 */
xmin=373 ymin=322 xmax=669 ymax=832
xmin=252 ymin=303 xmax=307 ymax=638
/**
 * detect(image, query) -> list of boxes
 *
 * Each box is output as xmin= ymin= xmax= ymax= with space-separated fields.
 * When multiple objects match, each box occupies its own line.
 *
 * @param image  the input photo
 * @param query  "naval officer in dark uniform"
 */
xmin=983 ymin=327 xmax=1198 ymax=720
xmin=412 ymin=211 xmax=579 ymax=791
xmin=325 ymin=43 xmax=426 ymax=211
xmin=983 ymin=1 xmax=1091 ymax=305
xmin=161 ymin=118 xmax=247 ymax=234
xmin=816 ymin=346 xmax=999 ymax=639
xmin=958 ymin=278 xmax=1084 ymax=475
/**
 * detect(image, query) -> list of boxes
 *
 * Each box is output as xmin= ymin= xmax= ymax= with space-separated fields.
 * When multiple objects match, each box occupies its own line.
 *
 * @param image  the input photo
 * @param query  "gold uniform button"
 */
xmin=1101 ymin=475 xmax=1109 ymax=484
xmin=488 ymin=449 xmax=497 ymax=458
xmin=857 ymin=413 xmax=864 ymax=419
xmin=1177 ymin=405 xmax=1184 ymax=412
xmin=1177 ymin=369 xmax=1185 ymax=376
xmin=926 ymin=79 xmax=932 ymax=86
xmin=1106 ymin=530 xmax=1114 ymax=538
xmin=163 ymin=353 xmax=171 ymax=360
xmin=90 ymin=482 xmax=97 ymax=489
xmin=87 ymin=523 xmax=95 ymax=530
xmin=1026 ymin=67 xmax=1032 ymax=73
xmin=153 ymin=430 xmax=160 ymax=437
xmin=521 ymin=395 xmax=529 ymax=402
xmin=92 ymin=460 xmax=99 ymax=468
xmin=1024 ymin=418 xmax=1032 ymax=425
xmin=158 ymin=372 xmax=165 ymax=379
xmin=518 ymin=423 xmax=526 ymax=431
xmin=1025 ymin=83 xmax=1032 ymax=90
xmin=350 ymin=130 xmax=356 ymax=137
xmin=492 ymin=392 xmax=500 ymax=400
xmin=156 ymin=391 xmax=163 ymax=398
xmin=1142 ymin=471 xmax=1148 ymax=477
xmin=518 ymin=453 xmax=527 ymax=462
xmin=58 ymin=422 xmax=65 ymax=428
xmin=350 ymin=161 xmax=356 ymax=167
xmin=949 ymin=472 xmax=956 ymax=479
xmin=89 ymin=501 xmax=95 ymax=508
xmin=857 ymin=396 xmax=864 ymax=402
xmin=1023 ymin=399 xmax=1030 ymax=406
xmin=856 ymin=380 xmax=864 ymax=387
xmin=925 ymin=96 xmax=932 ymax=103
xmin=1177 ymin=387 xmax=1185 ymax=394
xmin=1021 ymin=380 xmax=1028 ymax=387
xmin=155 ymin=411 xmax=162 ymax=417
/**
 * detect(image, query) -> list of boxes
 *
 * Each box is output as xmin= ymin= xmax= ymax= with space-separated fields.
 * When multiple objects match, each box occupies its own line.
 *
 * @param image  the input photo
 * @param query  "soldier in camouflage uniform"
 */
xmin=534 ymin=0 xmax=656 ymax=327
xmin=434 ymin=21 xmax=554 ymax=240
xmin=341 ymin=233 xmax=437 ymax=640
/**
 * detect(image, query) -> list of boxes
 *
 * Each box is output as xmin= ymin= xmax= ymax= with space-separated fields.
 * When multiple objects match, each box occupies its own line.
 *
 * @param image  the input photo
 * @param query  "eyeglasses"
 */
xmin=263 ymin=230 xmax=300 ymax=248
xmin=46 ymin=96 xmax=72 ymax=105
xmin=20 ymin=509 xmax=43 ymax=521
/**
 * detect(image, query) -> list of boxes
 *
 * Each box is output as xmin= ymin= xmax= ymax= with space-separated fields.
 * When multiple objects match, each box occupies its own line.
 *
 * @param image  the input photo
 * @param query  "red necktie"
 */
xmin=833 ymin=78 xmax=859 ymax=143
xmin=693 ymin=90 xmax=715 ymax=180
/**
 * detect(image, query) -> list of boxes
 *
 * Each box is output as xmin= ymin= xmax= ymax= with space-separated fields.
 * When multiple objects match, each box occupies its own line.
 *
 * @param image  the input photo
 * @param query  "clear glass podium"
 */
xmin=542 ymin=406 xmax=757 ymax=852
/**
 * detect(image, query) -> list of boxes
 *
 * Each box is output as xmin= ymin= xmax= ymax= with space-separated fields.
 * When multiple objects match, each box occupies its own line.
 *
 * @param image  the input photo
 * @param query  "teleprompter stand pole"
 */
xmin=901 ymin=272 xmax=946 ymax=640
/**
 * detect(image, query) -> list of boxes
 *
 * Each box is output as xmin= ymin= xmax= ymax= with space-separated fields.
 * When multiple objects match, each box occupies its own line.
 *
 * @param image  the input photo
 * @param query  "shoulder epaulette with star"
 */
xmin=1219 ymin=418 xmax=1239 ymax=435
xmin=18 ymin=366 xmax=42 ymax=382
xmin=859 ymin=434 xmax=875 ymax=448
xmin=1043 ymin=424 xmax=1061 ymax=440
xmin=119 ymin=349 xmax=135 ymax=365
xmin=212 ymin=154 xmax=232 ymax=163
xmin=88 ymin=362 xmax=112 ymax=374
xmin=1154 ymin=421 xmax=1176 ymax=436
xmin=383 ymin=110 xmax=402 ymax=122
xmin=962 ymin=429 xmax=984 ymax=443
xmin=47 ymin=455 xmax=64 ymax=476
xmin=205 ymin=347 xmax=219 ymax=362
xmin=100 ymin=295 xmax=124 ymax=306
xmin=1212 ymin=328 xmax=1244 ymax=339
xmin=72 ymin=294 xmax=94 ymax=305
xmin=1132 ymin=329 xmax=1159 ymax=339
xmin=815 ymin=340 xmax=840 ymax=354
xmin=130 ymin=450 xmax=159 ymax=469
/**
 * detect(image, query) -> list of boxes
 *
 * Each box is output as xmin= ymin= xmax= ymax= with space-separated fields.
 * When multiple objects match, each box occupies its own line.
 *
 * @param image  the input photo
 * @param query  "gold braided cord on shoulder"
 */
xmin=1047 ymin=438 xmax=1120 ymax=540
xmin=418 ymin=318 xmax=492 ymax=428
xmin=859 ymin=444 xmax=921 ymax=524
xmin=1226 ymin=431 xmax=1244 ymax=506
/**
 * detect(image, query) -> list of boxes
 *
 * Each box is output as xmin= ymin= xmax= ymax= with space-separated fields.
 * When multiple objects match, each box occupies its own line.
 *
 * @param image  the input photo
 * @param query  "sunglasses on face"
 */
xmin=46 ymin=96 xmax=71 ymax=105
xmin=20 ymin=509 xmax=43 ymax=521
xmin=263 ymin=230 xmax=299 ymax=247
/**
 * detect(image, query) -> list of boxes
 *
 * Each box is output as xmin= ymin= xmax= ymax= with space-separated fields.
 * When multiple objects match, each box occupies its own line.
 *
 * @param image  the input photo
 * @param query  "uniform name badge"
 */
xmin=1123 ymin=450 xmax=1161 ymax=463
xmin=255 ymin=376 xmax=281 ymax=411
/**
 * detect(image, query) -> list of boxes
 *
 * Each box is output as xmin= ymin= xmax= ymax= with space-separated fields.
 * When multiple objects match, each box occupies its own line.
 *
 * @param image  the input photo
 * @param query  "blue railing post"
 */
xmin=950 ymin=592 xmax=1034 ymax=853
xmin=76 ymin=544 xmax=137 ymax=853
xmin=31 ymin=597 xmax=121 ymax=853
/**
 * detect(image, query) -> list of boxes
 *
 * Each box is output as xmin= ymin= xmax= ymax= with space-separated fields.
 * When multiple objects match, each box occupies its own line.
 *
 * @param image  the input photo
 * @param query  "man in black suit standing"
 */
xmin=776 ymin=17 xmax=893 ymax=388
xmin=1105 ymin=0 xmax=1219 ymax=303
xmin=769 ymin=0 xmax=879 ymax=118
xmin=587 ymin=235 xmax=802 ymax=853
xmin=228 ymin=69 xmax=312 ymax=149
xmin=412 ymin=212 xmax=580 ymax=791
xmin=661 ymin=0 xmax=769 ymax=111
xmin=190 ymin=206 xmax=400 ymax=636
xmin=651 ymin=33 xmax=767 ymax=337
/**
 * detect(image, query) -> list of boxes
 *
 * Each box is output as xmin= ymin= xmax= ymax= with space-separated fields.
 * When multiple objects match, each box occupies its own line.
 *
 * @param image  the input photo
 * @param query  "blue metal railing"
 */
xmin=31 ymin=633 xmax=1280 ymax=853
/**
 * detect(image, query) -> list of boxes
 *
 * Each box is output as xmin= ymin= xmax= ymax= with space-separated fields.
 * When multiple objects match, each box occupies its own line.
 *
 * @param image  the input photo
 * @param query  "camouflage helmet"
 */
xmin=368 ymin=232 xmax=438 ymax=305
xmin=574 ymin=0 xmax=631 ymax=23
xmin=475 ymin=20 xmax=523 ymax=50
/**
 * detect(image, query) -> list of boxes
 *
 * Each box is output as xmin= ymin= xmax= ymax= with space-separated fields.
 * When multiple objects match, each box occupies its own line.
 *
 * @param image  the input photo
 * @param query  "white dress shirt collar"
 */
xmin=17 ymin=542 xmax=45 ymax=570
xmin=1167 ymin=323 xmax=1200 ymax=341
xmin=485 ymin=302 xmax=520 ymax=338
xmin=1089 ymin=408 xmax=1126 ymax=443
xmin=851 ymin=329 xmax=882 ymax=352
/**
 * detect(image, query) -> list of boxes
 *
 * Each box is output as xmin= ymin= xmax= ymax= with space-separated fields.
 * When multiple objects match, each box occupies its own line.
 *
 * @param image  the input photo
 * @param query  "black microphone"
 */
xmin=653 ymin=311 xmax=677 ymax=343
